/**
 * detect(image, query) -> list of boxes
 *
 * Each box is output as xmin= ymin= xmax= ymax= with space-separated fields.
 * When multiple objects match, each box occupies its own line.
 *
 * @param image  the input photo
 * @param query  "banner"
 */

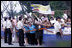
xmin=31 ymin=4 xmax=52 ymax=14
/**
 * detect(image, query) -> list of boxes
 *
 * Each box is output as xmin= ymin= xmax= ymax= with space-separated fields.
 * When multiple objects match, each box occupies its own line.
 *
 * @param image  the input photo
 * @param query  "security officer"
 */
xmin=17 ymin=17 xmax=24 ymax=46
xmin=6 ymin=17 xmax=13 ymax=45
xmin=2 ymin=17 xmax=7 ymax=43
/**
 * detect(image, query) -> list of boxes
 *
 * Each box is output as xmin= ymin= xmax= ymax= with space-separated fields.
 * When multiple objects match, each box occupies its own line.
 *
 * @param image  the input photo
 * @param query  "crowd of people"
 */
xmin=1 ymin=13 xmax=71 ymax=46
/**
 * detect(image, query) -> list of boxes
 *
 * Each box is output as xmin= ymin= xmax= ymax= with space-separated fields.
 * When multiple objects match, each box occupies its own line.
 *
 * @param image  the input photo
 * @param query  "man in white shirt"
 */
xmin=6 ymin=17 xmax=13 ymax=45
xmin=50 ymin=17 xmax=56 ymax=26
xmin=54 ymin=17 xmax=63 ymax=39
xmin=17 ymin=17 xmax=24 ymax=46
xmin=2 ymin=17 xmax=8 ymax=43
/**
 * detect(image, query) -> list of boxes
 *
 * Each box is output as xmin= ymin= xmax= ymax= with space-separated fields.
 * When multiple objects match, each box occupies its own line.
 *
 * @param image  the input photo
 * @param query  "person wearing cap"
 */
xmin=54 ymin=17 xmax=63 ymax=39
xmin=17 ymin=17 xmax=24 ymax=46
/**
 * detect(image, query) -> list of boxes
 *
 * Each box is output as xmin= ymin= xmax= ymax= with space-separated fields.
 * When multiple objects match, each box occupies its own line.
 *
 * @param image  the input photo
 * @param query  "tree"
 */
xmin=54 ymin=10 xmax=63 ymax=18
xmin=49 ymin=1 xmax=70 ymax=10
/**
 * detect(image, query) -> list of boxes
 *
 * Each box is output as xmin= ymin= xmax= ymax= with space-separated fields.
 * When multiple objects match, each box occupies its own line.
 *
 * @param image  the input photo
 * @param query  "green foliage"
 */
xmin=47 ymin=15 xmax=51 ymax=20
xmin=54 ymin=10 xmax=63 ymax=18
xmin=49 ymin=1 xmax=69 ymax=10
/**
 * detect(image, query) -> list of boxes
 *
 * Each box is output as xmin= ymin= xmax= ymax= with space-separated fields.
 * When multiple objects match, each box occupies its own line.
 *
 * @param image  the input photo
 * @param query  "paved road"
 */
xmin=1 ymin=34 xmax=71 ymax=47
xmin=1 ymin=39 xmax=46 ymax=47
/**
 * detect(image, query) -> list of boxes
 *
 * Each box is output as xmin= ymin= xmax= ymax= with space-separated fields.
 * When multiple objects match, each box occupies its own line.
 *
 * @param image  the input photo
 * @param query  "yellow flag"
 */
xmin=31 ymin=4 xmax=52 ymax=14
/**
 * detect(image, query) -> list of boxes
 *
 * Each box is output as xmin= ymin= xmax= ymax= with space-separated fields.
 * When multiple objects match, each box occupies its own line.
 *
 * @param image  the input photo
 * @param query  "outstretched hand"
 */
xmin=44 ymin=28 xmax=54 ymax=33
xmin=50 ymin=31 xmax=54 ymax=33
xmin=47 ymin=30 xmax=54 ymax=33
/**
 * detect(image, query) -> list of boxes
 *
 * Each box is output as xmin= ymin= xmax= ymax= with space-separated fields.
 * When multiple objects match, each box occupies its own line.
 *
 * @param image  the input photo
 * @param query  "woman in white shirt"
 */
xmin=12 ymin=17 xmax=18 ymax=43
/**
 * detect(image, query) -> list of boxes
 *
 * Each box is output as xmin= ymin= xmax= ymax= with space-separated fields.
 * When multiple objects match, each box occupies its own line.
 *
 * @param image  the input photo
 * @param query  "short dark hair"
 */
xmin=35 ymin=18 xmax=38 ymax=21
xmin=19 ymin=17 xmax=22 ymax=20
xmin=56 ymin=17 xmax=61 ymax=20
xmin=13 ymin=17 xmax=15 ymax=19
xmin=4 ymin=17 xmax=7 ymax=21
xmin=51 ymin=17 xmax=54 ymax=20
xmin=9 ymin=17 xmax=11 ymax=20
xmin=24 ymin=18 xmax=28 ymax=21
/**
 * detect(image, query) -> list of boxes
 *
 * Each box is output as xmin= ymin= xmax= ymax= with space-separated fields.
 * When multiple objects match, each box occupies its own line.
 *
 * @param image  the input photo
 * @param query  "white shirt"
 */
xmin=1 ymin=20 xmax=3 ymax=27
xmin=50 ymin=19 xmax=56 ymax=24
xmin=63 ymin=13 xmax=68 ymax=19
xmin=41 ymin=16 xmax=44 ymax=21
xmin=35 ymin=19 xmax=42 ymax=24
xmin=43 ymin=17 xmax=48 ymax=22
xmin=54 ymin=21 xmax=61 ymax=32
xmin=38 ymin=25 xmax=41 ymax=29
xmin=22 ymin=19 xmax=24 ymax=22
xmin=6 ymin=19 xmax=12 ymax=28
xmin=2 ymin=21 xmax=7 ymax=29
xmin=17 ymin=21 xmax=23 ymax=29
xmin=61 ymin=19 xmax=65 ymax=24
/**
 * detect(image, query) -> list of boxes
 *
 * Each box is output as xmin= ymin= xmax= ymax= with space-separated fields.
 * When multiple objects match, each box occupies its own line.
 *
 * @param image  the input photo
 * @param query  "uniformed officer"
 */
xmin=17 ymin=17 xmax=24 ymax=46
xmin=2 ymin=17 xmax=7 ymax=43
xmin=6 ymin=17 xmax=13 ymax=45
